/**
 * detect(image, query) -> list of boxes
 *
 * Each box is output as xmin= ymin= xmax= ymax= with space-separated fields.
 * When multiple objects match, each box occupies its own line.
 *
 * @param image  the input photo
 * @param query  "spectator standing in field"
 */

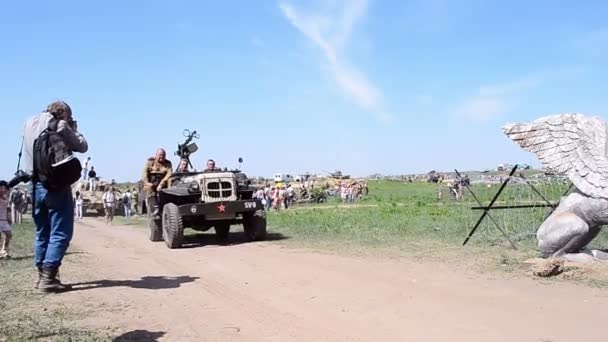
xmin=340 ymin=183 xmax=348 ymax=203
xmin=264 ymin=185 xmax=272 ymax=210
xmin=9 ymin=188 xmax=24 ymax=224
xmin=102 ymin=187 xmax=117 ymax=225
xmin=255 ymin=187 xmax=266 ymax=207
xmin=255 ymin=187 xmax=264 ymax=200
xmin=0 ymin=180 xmax=13 ymax=259
xmin=132 ymin=189 xmax=139 ymax=215
xmin=272 ymin=187 xmax=282 ymax=211
xmin=74 ymin=191 xmax=84 ymax=220
xmin=123 ymin=189 xmax=132 ymax=220
xmin=278 ymin=186 xmax=287 ymax=209
xmin=286 ymin=184 xmax=295 ymax=208
xmin=88 ymin=167 xmax=97 ymax=191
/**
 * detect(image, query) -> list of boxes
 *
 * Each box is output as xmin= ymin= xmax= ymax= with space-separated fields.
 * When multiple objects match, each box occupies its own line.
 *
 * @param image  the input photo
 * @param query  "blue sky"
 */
xmin=1 ymin=0 xmax=607 ymax=181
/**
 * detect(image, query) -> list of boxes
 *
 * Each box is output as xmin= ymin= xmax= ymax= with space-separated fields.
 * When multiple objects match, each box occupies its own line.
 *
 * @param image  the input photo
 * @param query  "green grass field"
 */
xmin=275 ymin=180 xmax=578 ymax=245
xmin=268 ymin=180 xmax=608 ymax=275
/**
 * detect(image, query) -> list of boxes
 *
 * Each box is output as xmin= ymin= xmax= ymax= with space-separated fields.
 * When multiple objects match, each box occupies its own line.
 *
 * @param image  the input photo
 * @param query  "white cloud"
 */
xmin=455 ymin=76 xmax=542 ymax=121
xmin=456 ymin=96 xmax=508 ymax=121
xmin=478 ymin=77 xmax=541 ymax=96
xmin=279 ymin=0 xmax=390 ymax=122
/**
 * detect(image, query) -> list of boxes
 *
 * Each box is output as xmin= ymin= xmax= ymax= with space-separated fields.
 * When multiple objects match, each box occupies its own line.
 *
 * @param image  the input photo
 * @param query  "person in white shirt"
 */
xmin=74 ymin=191 xmax=84 ymax=220
xmin=286 ymin=184 xmax=295 ymax=208
xmin=102 ymin=187 xmax=117 ymax=225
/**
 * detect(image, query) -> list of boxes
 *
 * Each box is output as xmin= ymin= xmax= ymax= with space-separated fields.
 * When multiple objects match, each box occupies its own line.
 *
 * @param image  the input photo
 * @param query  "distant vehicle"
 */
xmin=324 ymin=170 xmax=350 ymax=180
xmin=72 ymin=179 xmax=124 ymax=216
xmin=274 ymin=173 xmax=294 ymax=183
xmin=426 ymin=171 xmax=439 ymax=183
xmin=295 ymin=173 xmax=313 ymax=182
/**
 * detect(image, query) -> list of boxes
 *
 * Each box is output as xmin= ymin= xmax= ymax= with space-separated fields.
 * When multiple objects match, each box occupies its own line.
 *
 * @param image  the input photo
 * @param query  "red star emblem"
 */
xmin=217 ymin=204 xmax=226 ymax=213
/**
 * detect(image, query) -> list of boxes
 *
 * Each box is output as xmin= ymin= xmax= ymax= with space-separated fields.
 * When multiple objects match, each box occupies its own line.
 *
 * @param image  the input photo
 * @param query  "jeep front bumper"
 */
xmin=177 ymin=199 xmax=263 ymax=220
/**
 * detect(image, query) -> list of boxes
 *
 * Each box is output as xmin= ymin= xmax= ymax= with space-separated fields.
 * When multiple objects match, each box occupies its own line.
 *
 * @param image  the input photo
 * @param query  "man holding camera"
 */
xmin=141 ymin=148 xmax=173 ymax=217
xmin=22 ymin=100 xmax=88 ymax=293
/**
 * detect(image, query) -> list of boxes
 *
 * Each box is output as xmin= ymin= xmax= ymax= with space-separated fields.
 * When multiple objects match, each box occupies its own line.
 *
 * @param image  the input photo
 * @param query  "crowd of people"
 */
xmin=333 ymin=181 xmax=368 ymax=204
xmin=251 ymin=179 xmax=369 ymax=211
xmin=435 ymin=175 xmax=470 ymax=201
xmin=254 ymin=183 xmax=297 ymax=211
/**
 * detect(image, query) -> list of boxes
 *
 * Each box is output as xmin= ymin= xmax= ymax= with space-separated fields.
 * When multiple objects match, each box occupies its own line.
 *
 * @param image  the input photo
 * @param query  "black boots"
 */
xmin=38 ymin=266 xmax=72 ymax=293
xmin=147 ymin=196 xmax=160 ymax=217
xmin=34 ymin=266 xmax=42 ymax=289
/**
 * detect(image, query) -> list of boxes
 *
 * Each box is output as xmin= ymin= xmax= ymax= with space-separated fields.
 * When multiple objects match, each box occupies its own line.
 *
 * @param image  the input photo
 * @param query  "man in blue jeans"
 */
xmin=22 ymin=101 xmax=88 ymax=293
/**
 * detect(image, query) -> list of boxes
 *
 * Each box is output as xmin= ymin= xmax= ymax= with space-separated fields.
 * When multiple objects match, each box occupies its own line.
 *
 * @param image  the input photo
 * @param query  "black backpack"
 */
xmin=32 ymin=118 xmax=82 ymax=190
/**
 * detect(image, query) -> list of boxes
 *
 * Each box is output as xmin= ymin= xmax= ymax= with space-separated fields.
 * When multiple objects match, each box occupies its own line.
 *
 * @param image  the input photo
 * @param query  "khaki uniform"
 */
xmin=141 ymin=157 xmax=173 ymax=198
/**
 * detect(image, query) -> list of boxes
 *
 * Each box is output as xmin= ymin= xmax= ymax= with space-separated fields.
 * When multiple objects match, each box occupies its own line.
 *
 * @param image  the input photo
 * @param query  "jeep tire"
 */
xmin=243 ymin=209 xmax=267 ymax=242
xmin=162 ymin=203 xmax=184 ymax=249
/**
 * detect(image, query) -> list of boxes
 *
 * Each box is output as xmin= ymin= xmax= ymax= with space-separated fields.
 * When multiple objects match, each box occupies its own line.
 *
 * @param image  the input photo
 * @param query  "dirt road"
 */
xmin=62 ymin=219 xmax=606 ymax=341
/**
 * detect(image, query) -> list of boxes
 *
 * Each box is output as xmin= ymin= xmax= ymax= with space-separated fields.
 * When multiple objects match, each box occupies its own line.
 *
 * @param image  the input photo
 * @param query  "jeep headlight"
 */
xmin=190 ymin=181 xmax=200 ymax=191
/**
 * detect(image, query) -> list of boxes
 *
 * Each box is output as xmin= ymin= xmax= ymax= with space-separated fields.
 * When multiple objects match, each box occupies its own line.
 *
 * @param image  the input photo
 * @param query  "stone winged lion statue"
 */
xmin=503 ymin=113 xmax=608 ymax=262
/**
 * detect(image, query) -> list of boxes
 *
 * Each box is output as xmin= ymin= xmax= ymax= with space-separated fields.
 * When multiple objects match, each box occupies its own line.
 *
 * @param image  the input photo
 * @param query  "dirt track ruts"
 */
xmin=60 ymin=218 xmax=607 ymax=341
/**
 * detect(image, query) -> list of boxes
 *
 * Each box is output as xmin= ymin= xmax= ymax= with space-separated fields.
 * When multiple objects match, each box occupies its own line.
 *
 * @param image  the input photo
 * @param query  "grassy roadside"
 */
xmin=123 ymin=180 xmax=608 ymax=287
xmin=265 ymin=203 xmax=608 ymax=287
xmin=0 ymin=220 xmax=112 ymax=341
xmin=271 ymin=181 xmax=608 ymax=287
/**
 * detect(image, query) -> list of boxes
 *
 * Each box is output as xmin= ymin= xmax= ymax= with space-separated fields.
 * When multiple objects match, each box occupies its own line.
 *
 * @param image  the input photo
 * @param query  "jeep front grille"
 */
xmin=207 ymin=181 xmax=233 ymax=198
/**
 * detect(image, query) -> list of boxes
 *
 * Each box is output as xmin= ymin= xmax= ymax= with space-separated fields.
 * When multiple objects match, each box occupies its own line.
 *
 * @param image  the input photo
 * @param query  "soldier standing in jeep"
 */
xmin=141 ymin=148 xmax=173 ymax=217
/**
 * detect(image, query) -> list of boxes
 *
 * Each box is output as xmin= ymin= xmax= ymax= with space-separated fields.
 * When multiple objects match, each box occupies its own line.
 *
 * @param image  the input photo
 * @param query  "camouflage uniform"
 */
xmin=141 ymin=157 xmax=173 ymax=215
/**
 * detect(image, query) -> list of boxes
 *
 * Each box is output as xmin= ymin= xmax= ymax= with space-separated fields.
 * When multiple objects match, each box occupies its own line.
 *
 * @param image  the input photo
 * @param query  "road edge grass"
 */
xmin=0 ymin=220 xmax=114 ymax=341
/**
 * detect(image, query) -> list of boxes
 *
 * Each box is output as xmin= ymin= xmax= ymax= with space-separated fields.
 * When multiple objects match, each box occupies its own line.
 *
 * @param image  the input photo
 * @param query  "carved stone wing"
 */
xmin=503 ymin=113 xmax=608 ymax=199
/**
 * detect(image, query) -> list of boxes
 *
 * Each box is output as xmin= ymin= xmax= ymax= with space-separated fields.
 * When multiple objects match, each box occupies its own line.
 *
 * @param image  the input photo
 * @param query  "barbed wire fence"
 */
xmin=455 ymin=166 xmax=573 ymax=248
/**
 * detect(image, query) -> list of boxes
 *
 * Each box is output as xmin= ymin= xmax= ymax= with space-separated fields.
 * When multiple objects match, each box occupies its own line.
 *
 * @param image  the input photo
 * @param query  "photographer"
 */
xmin=22 ymin=100 xmax=88 ymax=293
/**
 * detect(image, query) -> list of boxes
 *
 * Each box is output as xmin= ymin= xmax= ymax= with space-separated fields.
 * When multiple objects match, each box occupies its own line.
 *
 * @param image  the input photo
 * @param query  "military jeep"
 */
xmin=147 ymin=130 xmax=266 ymax=249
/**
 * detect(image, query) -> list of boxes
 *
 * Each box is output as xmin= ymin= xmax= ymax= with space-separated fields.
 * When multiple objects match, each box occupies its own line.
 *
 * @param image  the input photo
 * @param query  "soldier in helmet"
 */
xmin=141 ymin=148 xmax=173 ymax=217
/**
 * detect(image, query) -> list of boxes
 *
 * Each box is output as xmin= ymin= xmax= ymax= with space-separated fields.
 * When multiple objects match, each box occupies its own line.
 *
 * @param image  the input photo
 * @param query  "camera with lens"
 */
xmin=8 ymin=170 xmax=31 ymax=188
